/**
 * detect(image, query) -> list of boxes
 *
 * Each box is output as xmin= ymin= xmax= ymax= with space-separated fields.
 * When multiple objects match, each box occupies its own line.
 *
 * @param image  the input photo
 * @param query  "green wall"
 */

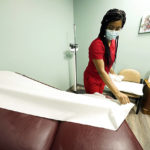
xmin=1 ymin=0 xmax=150 ymax=90
xmin=0 ymin=0 xmax=75 ymax=90
xmin=74 ymin=0 xmax=150 ymax=85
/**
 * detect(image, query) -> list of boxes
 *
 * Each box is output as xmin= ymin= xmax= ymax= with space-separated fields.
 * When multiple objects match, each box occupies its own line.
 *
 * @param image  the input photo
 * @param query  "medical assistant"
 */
xmin=84 ymin=37 xmax=116 ymax=94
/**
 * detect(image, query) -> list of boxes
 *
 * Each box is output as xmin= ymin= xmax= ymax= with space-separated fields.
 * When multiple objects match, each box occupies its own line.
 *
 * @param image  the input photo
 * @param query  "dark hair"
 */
xmin=98 ymin=8 xmax=126 ymax=66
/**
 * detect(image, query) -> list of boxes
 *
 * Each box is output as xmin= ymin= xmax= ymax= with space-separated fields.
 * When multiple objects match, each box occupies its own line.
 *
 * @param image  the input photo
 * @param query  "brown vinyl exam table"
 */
xmin=0 ymin=72 xmax=143 ymax=150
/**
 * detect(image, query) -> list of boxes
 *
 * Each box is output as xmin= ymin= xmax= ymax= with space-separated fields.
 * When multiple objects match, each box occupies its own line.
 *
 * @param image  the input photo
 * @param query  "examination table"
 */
xmin=0 ymin=107 xmax=143 ymax=150
xmin=0 ymin=72 xmax=143 ymax=150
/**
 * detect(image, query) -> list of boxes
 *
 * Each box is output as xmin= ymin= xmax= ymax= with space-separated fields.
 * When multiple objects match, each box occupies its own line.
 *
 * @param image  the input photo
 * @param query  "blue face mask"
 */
xmin=105 ymin=29 xmax=120 ymax=40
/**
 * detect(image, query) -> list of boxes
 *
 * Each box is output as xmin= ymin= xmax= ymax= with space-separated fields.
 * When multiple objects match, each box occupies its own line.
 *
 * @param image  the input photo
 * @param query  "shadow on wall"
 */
xmin=144 ymin=71 xmax=150 ymax=80
xmin=64 ymin=50 xmax=74 ymax=88
xmin=64 ymin=50 xmax=73 ymax=59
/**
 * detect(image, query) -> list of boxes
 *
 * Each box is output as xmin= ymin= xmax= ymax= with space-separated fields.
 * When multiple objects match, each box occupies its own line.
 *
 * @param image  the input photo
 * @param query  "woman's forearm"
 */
xmin=98 ymin=70 xmax=119 ymax=96
xmin=92 ymin=59 xmax=130 ymax=104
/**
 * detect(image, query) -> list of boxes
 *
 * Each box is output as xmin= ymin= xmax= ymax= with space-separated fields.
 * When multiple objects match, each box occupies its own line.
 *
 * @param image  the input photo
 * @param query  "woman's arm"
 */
xmin=93 ymin=59 xmax=130 ymax=104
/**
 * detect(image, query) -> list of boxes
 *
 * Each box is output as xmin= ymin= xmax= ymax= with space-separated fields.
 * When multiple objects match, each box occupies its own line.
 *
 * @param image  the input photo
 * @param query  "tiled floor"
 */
xmin=70 ymin=85 xmax=150 ymax=150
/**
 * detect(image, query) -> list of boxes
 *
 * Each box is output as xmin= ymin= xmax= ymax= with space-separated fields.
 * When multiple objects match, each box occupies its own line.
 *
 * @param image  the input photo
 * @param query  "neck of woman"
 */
xmin=108 ymin=40 xmax=111 ymax=47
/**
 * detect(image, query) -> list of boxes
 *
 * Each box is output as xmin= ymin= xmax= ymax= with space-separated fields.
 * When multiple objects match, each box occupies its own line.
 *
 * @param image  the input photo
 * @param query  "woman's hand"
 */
xmin=92 ymin=59 xmax=130 ymax=105
xmin=110 ymin=67 xmax=116 ymax=75
xmin=115 ymin=92 xmax=130 ymax=104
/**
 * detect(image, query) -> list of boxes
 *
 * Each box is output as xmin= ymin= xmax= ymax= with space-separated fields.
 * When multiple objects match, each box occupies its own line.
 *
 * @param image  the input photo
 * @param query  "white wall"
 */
xmin=74 ymin=0 xmax=150 ymax=84
xmin=0 ymin=0 xmax=75 ymax=90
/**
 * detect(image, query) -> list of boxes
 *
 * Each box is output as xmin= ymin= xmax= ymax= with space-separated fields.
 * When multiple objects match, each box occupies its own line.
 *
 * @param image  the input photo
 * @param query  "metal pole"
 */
xmin=74 ymin=24 xmax=77 ymax=92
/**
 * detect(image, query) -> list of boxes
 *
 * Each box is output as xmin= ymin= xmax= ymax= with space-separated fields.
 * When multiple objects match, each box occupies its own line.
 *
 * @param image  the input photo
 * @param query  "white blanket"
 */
xmin=0 ymin=71 xmax=134 ymax=130
xmin=108 ymin=74 xmax=144 ymax=96
xmin=112 ymin=81 xmax=144 ymax=96
xmin=105 ymin=74 xmax=144 ymax=96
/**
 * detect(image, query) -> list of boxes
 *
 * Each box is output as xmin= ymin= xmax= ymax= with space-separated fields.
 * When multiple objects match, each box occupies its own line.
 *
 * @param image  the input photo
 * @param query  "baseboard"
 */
xmin=67 ymin=84 xmax=85 ymax=94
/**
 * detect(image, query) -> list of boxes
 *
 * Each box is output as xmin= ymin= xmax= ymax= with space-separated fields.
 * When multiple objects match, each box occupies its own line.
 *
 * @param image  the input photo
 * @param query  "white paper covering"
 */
xmin=0 ymin=71 xmax=134 ymax=130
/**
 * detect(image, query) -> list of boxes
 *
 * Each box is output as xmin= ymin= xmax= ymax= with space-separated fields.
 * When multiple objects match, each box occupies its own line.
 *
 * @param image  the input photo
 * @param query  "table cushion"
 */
xmin=52 ymin=121 xmax=143 ymax=150
xmin=0 ymin=108 xmax=58 ymax=150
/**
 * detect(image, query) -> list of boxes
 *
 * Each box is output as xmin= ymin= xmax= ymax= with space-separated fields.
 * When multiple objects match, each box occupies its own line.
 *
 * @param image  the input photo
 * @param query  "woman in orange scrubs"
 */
xmin=84 ymin=9 xmax=130 ymax=104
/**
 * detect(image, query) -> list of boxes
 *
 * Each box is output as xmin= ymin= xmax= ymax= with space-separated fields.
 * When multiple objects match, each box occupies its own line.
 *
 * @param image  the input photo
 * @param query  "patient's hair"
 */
xmin=98 ymin=8 xmax=126 ymax=66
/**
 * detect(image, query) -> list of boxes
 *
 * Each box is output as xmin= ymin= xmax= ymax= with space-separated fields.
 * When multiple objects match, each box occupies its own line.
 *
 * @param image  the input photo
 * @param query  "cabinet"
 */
xmin=142 ymin=80 xmax=150 ymax=115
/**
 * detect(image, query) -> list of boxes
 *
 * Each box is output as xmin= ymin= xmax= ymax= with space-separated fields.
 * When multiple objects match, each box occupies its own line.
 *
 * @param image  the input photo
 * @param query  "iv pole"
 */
xmin=69 ymin=24 xmax=78 ymax=93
